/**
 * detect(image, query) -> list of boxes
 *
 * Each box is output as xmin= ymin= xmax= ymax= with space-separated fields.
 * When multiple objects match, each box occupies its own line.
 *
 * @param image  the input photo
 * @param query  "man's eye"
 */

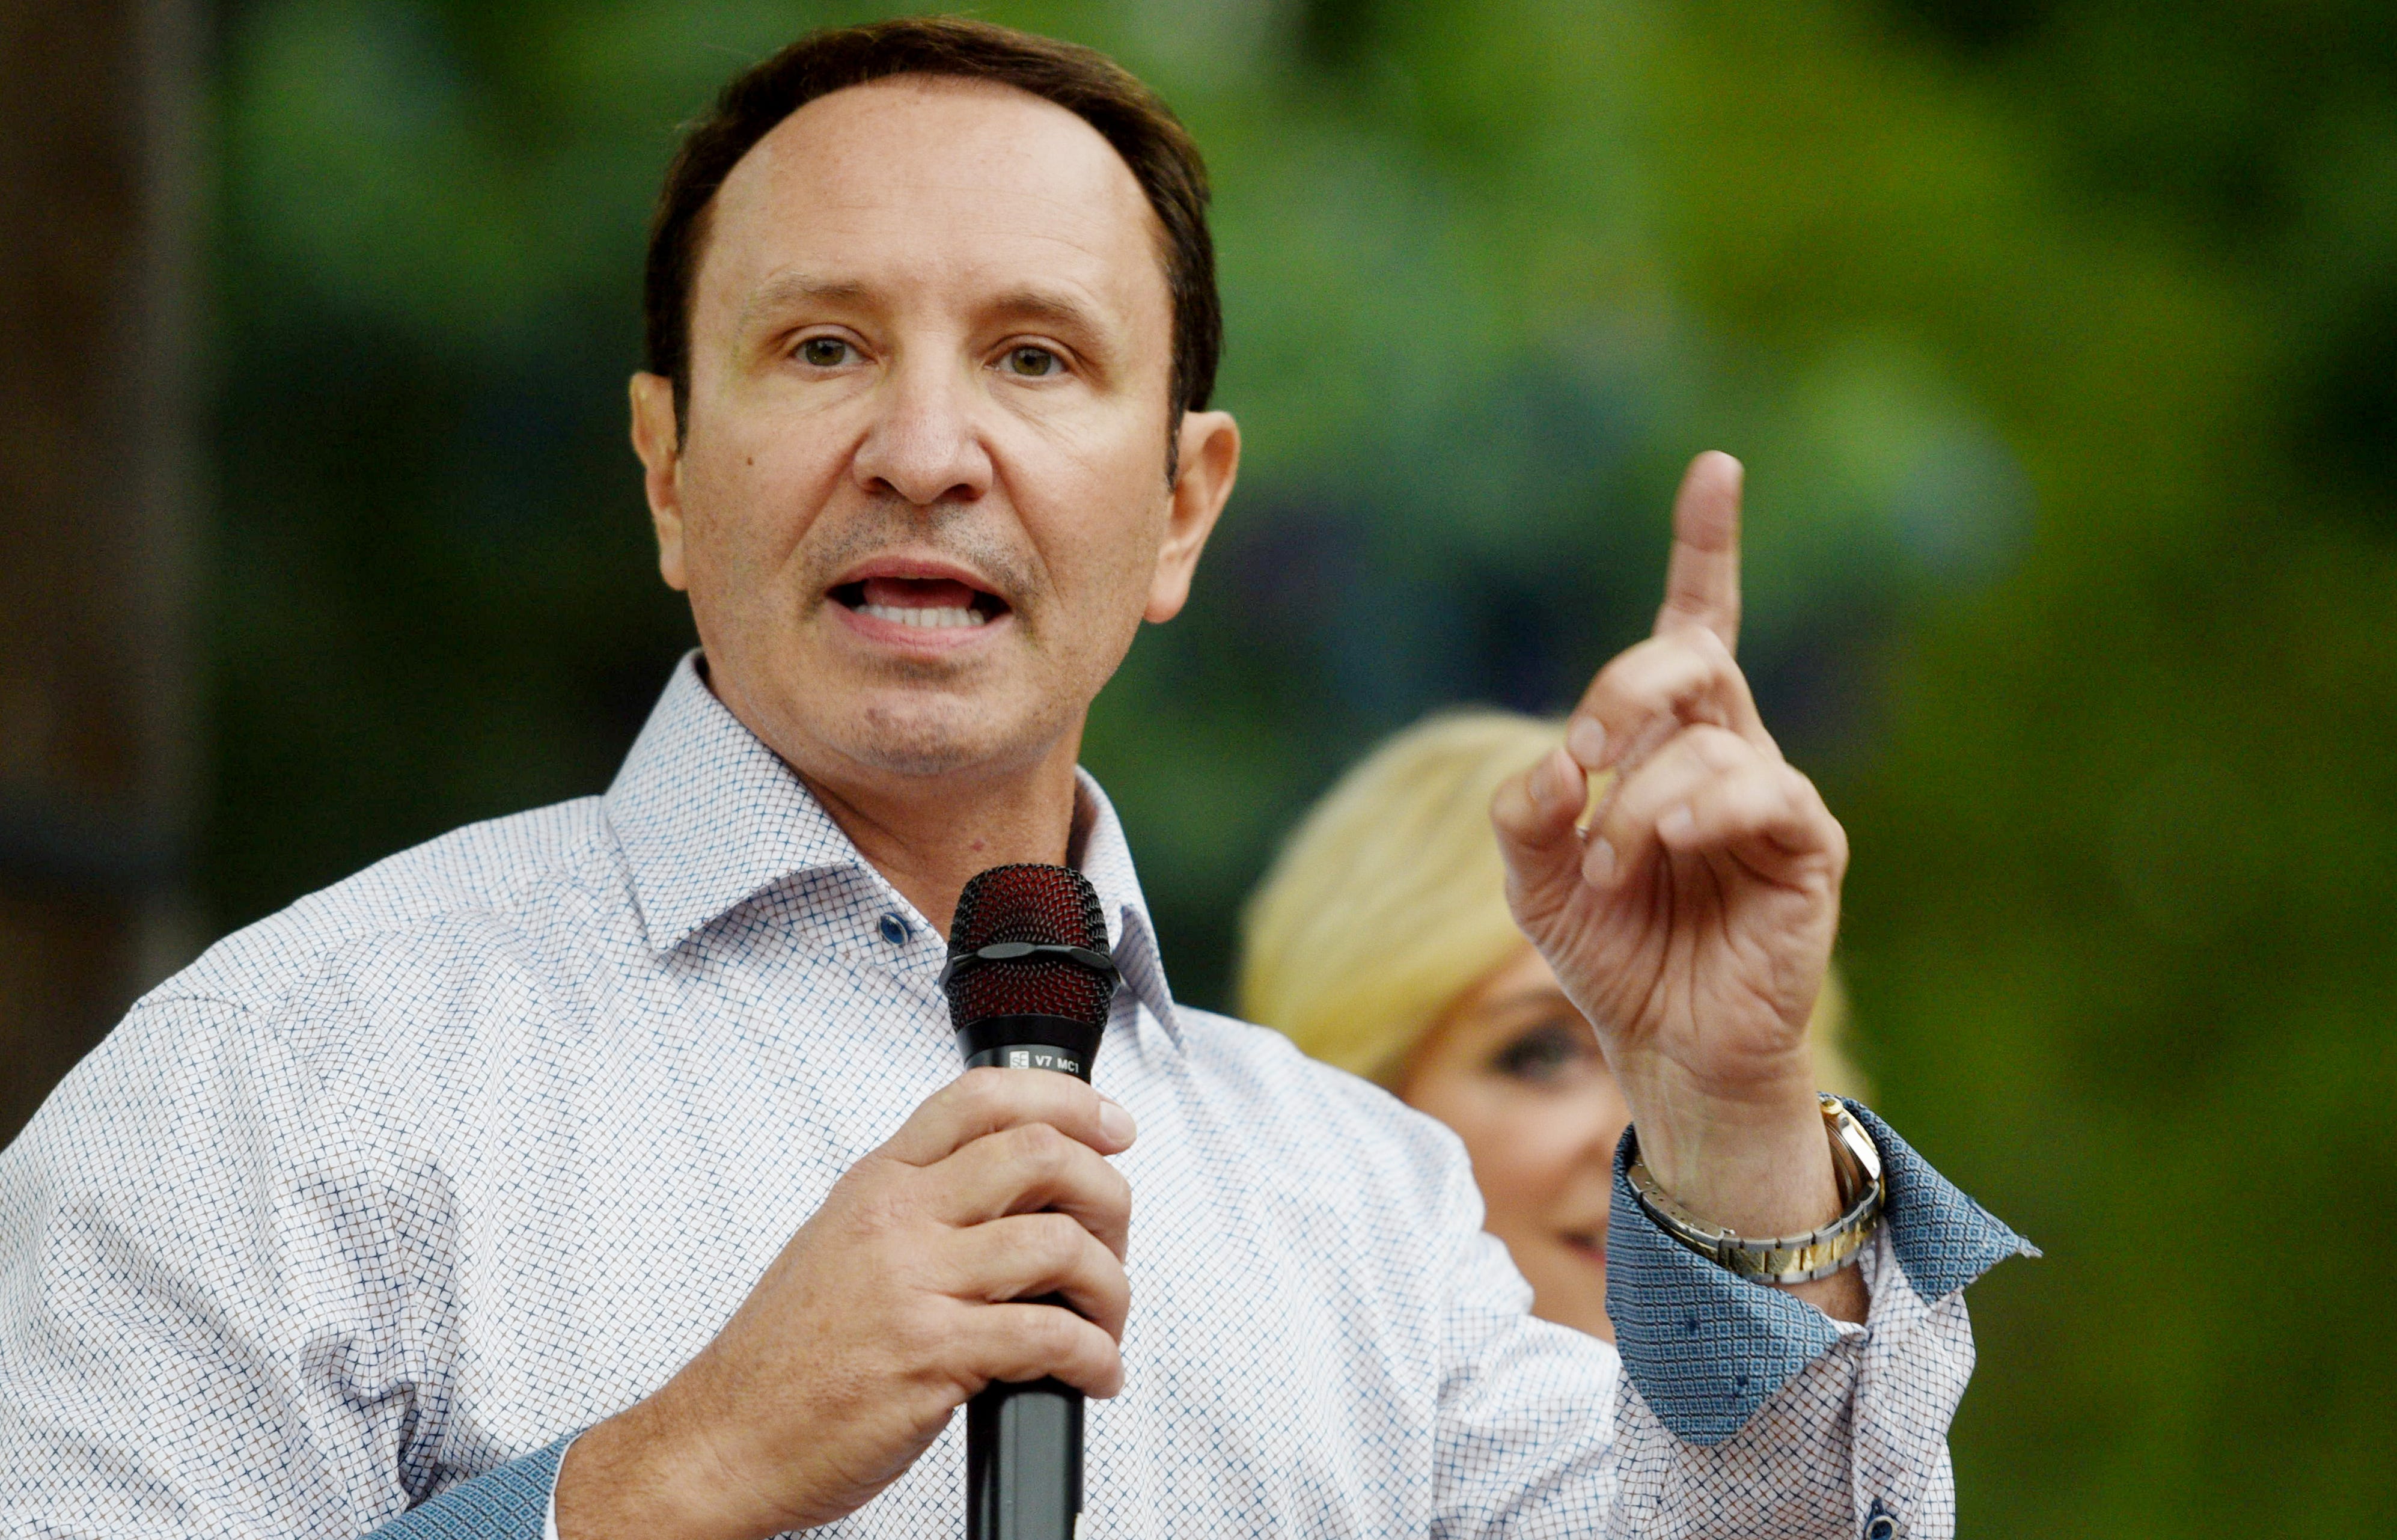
xmin=1004 ymin=346 xmax=1061 ymax=377
xmin=1489 ymin=1024 xmax=1589 ymax=1085
xmin=798 ymin=337 xmax=852 ymax=367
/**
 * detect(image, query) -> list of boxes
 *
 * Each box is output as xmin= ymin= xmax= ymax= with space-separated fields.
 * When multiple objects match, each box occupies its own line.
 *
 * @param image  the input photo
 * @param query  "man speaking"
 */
xmin=0 ymin=17 xmax=2027 ymax=1539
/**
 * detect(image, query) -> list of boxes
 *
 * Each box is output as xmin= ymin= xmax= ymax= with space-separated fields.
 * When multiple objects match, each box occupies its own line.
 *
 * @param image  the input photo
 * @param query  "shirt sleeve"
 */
xmin=359 ymin=1439 xmax=569 ymax=1539
xmin=1430 ymin=1101 xmax=2033 ymax=1539
xmin=0 ymin=992 xmax=546 ymax=1538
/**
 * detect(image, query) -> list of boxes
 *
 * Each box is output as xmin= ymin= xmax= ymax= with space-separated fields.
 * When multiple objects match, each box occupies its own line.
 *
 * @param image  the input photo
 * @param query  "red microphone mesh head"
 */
xmin=945 ymin=864 xmax=1115 ymax=1026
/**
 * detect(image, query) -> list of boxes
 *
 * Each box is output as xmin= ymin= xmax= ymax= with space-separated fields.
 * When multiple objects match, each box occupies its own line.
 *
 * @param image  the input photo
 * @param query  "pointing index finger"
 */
xmin=1654 ymin=450 xmax=1744 ymax=654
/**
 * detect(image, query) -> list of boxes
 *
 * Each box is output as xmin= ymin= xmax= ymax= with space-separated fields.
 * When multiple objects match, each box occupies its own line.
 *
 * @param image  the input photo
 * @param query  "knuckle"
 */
xmin=1007 ymin=1118 xmax=1057 ymax=1157
xmin=1004 ymin=1212 xmax=1078 ymax=1273
xmin=1689 ymin=724 xmax=1751 ymax=765
xmin=838 ymin=1159 xmax=921 ymax=1223
xmin=932 ymin=1074 xmax=994 ymax=1129
xmin=1019 ymin=1122 xmax=1076 ymax=1178
xmin=891 ymin=1297 xmax=952 ymax=1357
xmin=838 ymin=1149 xmax=898 ymax=1195
xmin=1030 ymin=1075 xmax=1095 ymax=1127
xmin=1036 ymin=1307 xmax=1093 ymax=1364
xmin=1641 ymin=731 xmax=1711 ymax=786
xmin=1731 ymin=784 xmax=1780 ymax=827
xmin=1096 ymin=1267 xmax=1132 ymax=1325
xmin=1091 ymin=1340 xmax=1126 ymax=1393
xmin=1594 ymin=642 xmax=1660 ymax=698
xmin=1489 ymin=774 xmax=1535 ymax=831
xmin=1036 ymin=1211 xmax=1088 ymax=1262
xmin=846 ymin=1180 xmax=917 ymax=1238
xmin=1661 ymin=631 xmax=1714 ymax=677
xmin=956 ymin=1066 xmax=1013 ymax=1111
xmin=1724 ymin=754 xmax=1776 ymax=794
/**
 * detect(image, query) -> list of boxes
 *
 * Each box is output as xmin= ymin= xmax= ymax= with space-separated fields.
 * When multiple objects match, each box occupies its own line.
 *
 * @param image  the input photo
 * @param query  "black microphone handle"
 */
xmin=960 ymin=1015 xmax=1107 ymax=1540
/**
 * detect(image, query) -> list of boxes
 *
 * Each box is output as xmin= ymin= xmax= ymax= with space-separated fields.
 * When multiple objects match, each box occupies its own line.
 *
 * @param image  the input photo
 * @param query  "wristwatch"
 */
xmin=1625 ymin=1094 xmax=1884 ymax=1285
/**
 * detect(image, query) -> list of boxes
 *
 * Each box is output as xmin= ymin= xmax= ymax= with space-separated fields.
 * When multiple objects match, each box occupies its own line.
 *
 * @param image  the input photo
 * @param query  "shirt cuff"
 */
xmin=1603 ymin=1098 xmax=2035 ymax=1446
xmin=366 ymin=1435 xmax=577 ymax=1539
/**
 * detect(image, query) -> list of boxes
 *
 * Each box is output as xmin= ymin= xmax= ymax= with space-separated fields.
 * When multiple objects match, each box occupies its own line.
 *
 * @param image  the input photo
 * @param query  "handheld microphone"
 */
xmin=942 ymin=864 xmax=1120 ymax=1540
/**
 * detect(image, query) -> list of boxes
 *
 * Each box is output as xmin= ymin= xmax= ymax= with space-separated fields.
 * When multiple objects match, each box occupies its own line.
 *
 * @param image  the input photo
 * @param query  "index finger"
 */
xmin=1653 ymin=450 xmax=1743 ymax=653
xmin=880 ymin=1067 xmax=1137 ymax=1168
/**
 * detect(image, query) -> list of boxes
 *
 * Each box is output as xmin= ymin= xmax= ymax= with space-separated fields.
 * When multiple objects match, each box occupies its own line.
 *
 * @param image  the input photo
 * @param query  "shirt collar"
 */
xmin=1069 ymin=769 xmax=1179 ymax=1037
xmin=605 ymin=652 xmax=1179 ymax=1036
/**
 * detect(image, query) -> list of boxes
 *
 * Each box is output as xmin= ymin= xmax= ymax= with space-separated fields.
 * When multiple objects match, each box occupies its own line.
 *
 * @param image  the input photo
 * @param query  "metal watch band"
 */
xmin=1625 ymin=1095 xmax=1886 ymax=1285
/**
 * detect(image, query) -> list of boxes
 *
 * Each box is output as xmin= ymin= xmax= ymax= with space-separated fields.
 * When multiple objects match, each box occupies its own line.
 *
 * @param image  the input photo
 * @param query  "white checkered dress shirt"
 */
xmin=0 ymin=654 xmax=2028 ymax=1539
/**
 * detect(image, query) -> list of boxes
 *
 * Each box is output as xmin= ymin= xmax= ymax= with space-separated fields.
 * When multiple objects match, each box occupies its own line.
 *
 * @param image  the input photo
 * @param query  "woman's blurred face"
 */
xmin=1396 ymin=943 xmax=1632 ymax=1340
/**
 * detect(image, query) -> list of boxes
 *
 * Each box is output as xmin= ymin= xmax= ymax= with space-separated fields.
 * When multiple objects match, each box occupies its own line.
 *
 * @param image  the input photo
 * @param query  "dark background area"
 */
xmin=4 ymin=0 xmax=2393 ymax=1530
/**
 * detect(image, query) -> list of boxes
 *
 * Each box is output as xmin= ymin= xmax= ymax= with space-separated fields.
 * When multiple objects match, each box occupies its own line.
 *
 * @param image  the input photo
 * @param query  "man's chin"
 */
xmin=707 ymin=637 xmax=1081 ymax=787
xmin=826 ymin=689 xmax=1072 ymax=782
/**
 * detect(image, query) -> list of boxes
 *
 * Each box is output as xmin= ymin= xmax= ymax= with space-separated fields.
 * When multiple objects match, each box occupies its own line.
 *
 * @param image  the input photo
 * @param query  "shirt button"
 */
xmin=1865 ymin=1515 xmax=1898 ymax=1539
xmin=878 ymin=914 xmax=910 ymax=946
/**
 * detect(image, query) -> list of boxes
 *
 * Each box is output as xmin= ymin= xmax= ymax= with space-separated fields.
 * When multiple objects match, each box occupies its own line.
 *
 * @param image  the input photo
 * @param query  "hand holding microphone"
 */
xmin=552 ymin=865 xmax=1128 ymax=1540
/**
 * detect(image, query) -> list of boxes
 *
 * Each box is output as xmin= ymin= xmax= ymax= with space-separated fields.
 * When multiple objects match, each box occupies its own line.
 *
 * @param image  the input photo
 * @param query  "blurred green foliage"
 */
xmin=205 ymin=0 xmax=2396 ymax=1530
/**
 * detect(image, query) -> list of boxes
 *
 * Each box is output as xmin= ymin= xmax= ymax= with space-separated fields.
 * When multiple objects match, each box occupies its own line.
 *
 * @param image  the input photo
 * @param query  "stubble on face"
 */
xmin=787 ymin=497 xmax=1060 ymax=776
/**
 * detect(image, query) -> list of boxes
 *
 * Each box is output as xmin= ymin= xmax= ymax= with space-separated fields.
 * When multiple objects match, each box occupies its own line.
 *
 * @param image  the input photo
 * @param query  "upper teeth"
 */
xmin=858 ymin=603 xmax=987 ymax=629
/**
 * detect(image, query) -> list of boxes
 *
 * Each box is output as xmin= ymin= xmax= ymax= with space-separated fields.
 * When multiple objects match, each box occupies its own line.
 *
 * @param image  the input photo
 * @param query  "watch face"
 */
xmin=1823 ymin=1100 xmax=1883 ymax=1203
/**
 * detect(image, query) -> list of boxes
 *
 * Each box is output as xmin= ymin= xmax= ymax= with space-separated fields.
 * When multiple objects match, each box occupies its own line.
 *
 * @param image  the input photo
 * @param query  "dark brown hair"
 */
xmin=644 ymin=16 xmax=1220 ymax=455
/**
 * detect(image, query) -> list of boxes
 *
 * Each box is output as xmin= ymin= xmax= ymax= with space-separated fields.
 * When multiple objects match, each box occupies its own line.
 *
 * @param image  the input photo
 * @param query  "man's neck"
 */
xmin=696 ymin=656 xmax=1089 ymax=936
xmin=794 ymin=750 xmax=1087 ymax=939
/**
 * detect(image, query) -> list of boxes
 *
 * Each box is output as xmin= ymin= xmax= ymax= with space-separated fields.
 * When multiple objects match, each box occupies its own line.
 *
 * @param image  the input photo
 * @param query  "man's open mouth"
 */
xmin=830 ymin=575 xmax=1010 ymax=630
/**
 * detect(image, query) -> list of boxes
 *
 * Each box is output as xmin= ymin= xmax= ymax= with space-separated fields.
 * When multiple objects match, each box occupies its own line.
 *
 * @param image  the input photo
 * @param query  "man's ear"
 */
xmin=1146 ymin=409 xmax=1240 ymax=624
xmin=629 ymin=372 xmax=690 ymax=593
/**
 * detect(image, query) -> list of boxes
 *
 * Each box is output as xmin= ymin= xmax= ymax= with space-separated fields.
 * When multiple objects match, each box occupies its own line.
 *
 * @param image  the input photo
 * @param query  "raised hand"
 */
xmin=554 ymin=1069 xmax=1137 ymax=1540
xmin=1491 ymin=453 xmax=1860 ymax=1312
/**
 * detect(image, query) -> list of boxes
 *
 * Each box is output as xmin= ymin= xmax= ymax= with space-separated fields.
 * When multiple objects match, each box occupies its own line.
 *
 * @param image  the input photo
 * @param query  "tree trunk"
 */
xmin=0 ymin=0 xmax=200 ymax=1142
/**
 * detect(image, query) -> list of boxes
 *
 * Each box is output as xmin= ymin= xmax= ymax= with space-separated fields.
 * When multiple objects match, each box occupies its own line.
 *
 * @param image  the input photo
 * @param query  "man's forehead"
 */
xmin=742 ymin=76 xmax=1135 ymax=197
xmin=698 ymin=75 xmax=1166 ymax=317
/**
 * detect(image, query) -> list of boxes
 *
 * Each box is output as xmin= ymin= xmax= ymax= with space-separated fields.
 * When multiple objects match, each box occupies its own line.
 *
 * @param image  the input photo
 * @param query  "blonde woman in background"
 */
xmin=1238 ymin=710 xmax=1866 ymax=1343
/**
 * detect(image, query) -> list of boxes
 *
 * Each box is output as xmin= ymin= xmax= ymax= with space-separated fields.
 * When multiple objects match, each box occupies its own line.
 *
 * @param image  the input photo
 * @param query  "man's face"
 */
xmin=631 ymin=77 xmax=1236 ymax=790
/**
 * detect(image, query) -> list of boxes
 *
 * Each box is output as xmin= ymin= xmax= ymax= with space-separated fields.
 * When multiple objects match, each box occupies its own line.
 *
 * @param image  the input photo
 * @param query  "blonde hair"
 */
xmin=1237 ymin=709 xmax=1867 ymax=1096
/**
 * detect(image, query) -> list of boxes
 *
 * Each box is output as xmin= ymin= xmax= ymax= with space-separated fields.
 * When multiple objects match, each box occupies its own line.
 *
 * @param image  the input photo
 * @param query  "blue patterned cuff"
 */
xmin=1604 ymin=1099 xmax=2033 ymax=1446
xmin=1846 ymin=1100 xmax=2038 ymax=1300
xmin=367 ymin=1435 xmax=576 ymax=1539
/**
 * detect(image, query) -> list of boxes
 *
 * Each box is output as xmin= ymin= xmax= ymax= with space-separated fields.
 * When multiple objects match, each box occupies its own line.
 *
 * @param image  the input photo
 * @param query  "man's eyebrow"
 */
xmin=983 ymin=286 xmax=1115 ymax=339
xmin=734 ymin=277 xmax=1119 ymax=346
xmin=737 ymin=273 xmax=876 ymax=330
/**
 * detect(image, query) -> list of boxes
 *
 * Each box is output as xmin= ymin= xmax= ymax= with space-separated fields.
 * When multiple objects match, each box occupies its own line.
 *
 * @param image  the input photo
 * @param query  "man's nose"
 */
xmin=851 ymin=352 xmax=995 ymax=507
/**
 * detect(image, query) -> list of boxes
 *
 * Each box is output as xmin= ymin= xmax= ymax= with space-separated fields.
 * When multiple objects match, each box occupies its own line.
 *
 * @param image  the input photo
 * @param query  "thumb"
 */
xmin=1492 ymin=747 xmax=1595 ymax=928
